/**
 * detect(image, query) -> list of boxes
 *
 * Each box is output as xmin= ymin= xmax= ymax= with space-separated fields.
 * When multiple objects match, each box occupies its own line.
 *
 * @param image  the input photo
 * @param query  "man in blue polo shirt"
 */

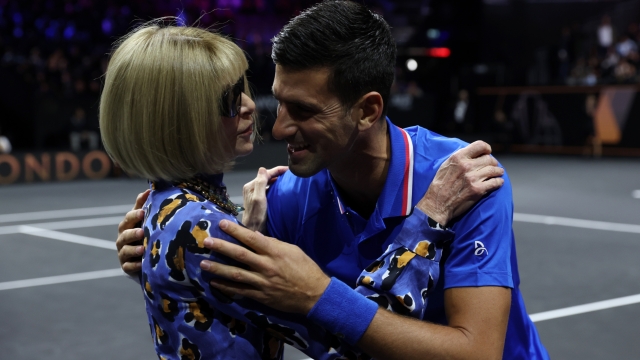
xmin=195 ymin=1 xmax=549 ymax=359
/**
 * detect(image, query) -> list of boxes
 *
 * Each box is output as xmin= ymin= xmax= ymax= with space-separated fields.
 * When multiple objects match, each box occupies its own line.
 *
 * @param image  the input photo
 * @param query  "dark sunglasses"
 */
xmin=220 ymin=75 xmax=245 ymax=118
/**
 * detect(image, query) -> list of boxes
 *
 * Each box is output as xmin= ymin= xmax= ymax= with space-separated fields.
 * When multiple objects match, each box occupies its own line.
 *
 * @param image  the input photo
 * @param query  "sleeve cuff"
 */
xmin=394 ymin=207 xmax=455 ymax=248
xmin=307 ymin=277 xmax=378 ymax=345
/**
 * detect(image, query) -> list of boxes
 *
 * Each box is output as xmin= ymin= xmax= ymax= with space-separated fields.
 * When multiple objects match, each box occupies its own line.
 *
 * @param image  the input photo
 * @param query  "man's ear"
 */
xmin=353 ymin=92 xmax=384 ymax=131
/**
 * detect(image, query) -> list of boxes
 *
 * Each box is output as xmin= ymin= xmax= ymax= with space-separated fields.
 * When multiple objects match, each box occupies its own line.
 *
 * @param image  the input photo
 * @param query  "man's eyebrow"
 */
xmin=290 ymin=100 xmax=322 ymax=112
xmin=271 ymin=90 xmax=323 ymax=112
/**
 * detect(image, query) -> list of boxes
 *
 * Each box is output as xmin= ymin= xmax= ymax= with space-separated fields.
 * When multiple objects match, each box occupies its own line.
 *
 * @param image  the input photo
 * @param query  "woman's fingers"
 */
xmin=266 ymin=166 xmax=288 ymax=179
xmin=475 ymin=165 xmax=505 ymax=183
xmin=253 ymin=167 xmax=269 ymax=199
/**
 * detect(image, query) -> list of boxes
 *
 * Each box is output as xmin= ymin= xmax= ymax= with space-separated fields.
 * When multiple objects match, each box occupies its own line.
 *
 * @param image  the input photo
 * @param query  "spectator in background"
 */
xmin=601 ymin=46 xmax=620 ymax=80
xmin=615 ymin=57 xmax=637 ymax=83
xmin=69 ymin=107 xmax=98 ymax=152
xmin=568 ymin=57 xmax=589 ymax=85
xmin=557 ymin=26 xmax=572 ymax=83
xmin=0 ymin=127 xmax=11 ymax=154
xmin=598 ymin=15 xmax=614 ymax=57
xmin=583 ymin=94 xmax=602 ymax=157
xmin=616 ymin=34 xmax=638 ymax=58
xmin=491 ymin=107 xmax=513 ymax=153
xmin=453 ymin=89 xmax=470 ymax=132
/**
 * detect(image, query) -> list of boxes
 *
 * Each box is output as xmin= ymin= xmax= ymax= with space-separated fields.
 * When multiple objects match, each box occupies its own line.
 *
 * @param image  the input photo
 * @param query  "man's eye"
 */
xmin=292 ymin=106 xmax=314 ymax=119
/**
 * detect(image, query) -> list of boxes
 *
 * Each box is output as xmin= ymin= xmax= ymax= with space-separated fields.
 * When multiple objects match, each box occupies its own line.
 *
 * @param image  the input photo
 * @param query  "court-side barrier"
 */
xmin=476 ymin=85 xmax=640 ymax=154
xmin=0 ymin=150 xmax=121 ymax=185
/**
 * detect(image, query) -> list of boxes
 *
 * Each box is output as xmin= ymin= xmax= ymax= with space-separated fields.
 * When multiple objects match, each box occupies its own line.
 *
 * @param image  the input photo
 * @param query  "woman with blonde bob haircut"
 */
xmin=100 ymin=21 xmax=361 ymax=360
xmin=100 ymin=23 xmax=254 ymax=179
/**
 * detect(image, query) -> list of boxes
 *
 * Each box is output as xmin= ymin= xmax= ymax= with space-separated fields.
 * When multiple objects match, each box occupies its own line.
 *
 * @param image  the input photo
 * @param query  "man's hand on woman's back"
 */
xmin=116 ymin=190 xmax=149 ymax=275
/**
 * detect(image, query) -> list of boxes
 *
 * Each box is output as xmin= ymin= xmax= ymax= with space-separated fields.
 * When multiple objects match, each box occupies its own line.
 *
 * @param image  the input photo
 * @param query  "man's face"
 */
xmin=271 ymin=66 xmax=358 ymax=177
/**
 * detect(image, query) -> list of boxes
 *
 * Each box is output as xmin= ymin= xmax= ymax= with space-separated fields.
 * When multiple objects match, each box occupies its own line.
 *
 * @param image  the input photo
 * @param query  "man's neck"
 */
xmin=328 ymin=120 xmax=390 ymax=219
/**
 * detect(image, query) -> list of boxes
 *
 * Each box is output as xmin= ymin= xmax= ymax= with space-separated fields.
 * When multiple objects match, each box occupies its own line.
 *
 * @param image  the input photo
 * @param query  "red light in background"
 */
xmin=404 ymin=47 xmax=451 ymax=58
xmin=427 ymin=48 xmax=451 ymax=58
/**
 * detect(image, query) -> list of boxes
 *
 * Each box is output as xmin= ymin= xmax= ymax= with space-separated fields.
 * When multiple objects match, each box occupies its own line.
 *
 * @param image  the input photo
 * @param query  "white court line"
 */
xmin=513 ymin=213 xmax=640 ymax=234
xmin=27 ymin=216 xmax=124 ymax=231
xmin=0 ymin=216 xmax=123 ymax=235
xmin=0 ymin=268 xmax=123 ymax=291
xmin=529 ymin=293 xmax=640 ymax=322
xmin=18 ymin=226 xmax=116 ymax=250
xmin=7 ymin=212 xmax=637 ymax=238
xmin=0 ymin=199 xmax=243 ymax=225
xmin=0 ymin=205 xmax=132 ymax=224
xmin=0 ymin=200 xmax=242 ymax=224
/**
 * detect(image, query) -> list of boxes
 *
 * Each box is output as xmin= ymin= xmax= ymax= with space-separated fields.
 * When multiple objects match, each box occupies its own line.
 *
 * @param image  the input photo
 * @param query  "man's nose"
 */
xmin=271 ymin=107 xmax=295 ymax=141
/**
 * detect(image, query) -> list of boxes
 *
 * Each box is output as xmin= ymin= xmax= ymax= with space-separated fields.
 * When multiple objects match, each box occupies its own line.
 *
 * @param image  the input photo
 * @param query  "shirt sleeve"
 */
xmin=444 ymin=170 xmax=515 ymax=289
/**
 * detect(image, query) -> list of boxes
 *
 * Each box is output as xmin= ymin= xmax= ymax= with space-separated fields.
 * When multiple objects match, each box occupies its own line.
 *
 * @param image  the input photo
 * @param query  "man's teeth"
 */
xmin=289 ymin=144 xmax=309 ymax=152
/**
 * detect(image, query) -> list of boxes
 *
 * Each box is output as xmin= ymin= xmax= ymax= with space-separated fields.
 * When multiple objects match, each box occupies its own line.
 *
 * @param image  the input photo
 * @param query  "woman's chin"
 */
xmin=234 ymin=143 xmax=254 ymax=158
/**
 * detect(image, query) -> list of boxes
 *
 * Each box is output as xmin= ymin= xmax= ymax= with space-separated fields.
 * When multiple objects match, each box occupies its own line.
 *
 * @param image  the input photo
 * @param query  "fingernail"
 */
xmin=200 ymin=261 xmax=210 ymax=270
xmin=219 ymin=220 xmax=228 ymax=229
xmin=136 ymin=228 xmax=144 ymax=238
xmin=136 ymin=246 xmax=144 ymax=255
xmin=138 ymin=210 xmax=144 ymax=219
xmin=203 ymin=238 xmax=213 ymax=247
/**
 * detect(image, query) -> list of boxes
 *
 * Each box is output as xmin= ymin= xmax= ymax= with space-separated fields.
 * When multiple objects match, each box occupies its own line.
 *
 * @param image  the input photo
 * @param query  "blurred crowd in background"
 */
xmin=561 ymin=15 xmax=639 ymax=85
xmin=0 ymin=0 xmax=329 ymax=150
xmin=0 ymin=0 xmax=639 ymax=153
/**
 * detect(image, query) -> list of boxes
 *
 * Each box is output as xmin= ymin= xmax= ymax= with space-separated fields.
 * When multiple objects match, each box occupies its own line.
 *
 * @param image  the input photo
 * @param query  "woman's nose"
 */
xmin=240 ymin=93 xmax=255 ymax=117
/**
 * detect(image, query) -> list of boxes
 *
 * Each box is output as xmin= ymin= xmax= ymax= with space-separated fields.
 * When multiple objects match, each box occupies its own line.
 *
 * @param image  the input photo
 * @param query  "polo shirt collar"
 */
xmin=377 ymin=117 xmax=414 ymax=218
xmin=330 ymin=117 xmax=414 ymax=219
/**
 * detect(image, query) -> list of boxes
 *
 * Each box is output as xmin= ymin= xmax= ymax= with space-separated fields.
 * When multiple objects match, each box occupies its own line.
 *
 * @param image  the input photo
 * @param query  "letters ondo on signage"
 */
xmin=0 ymin=151 xmax=116 ymax=184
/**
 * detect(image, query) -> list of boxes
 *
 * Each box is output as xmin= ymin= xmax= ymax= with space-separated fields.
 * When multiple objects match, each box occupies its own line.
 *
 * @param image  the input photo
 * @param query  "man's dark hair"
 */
xmin=272 ymin=0 xmax=396 ymax=118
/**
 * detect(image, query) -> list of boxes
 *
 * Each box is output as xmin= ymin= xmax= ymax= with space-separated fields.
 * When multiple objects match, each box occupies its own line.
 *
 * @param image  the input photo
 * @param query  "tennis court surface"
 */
xmin=1 ymin=155 xmax=638 ymax=359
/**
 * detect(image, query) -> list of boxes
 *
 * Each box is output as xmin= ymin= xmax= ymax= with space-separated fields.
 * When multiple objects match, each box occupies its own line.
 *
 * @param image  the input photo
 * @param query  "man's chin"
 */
xmin=287 ymin=159 xmax=324 ymax=178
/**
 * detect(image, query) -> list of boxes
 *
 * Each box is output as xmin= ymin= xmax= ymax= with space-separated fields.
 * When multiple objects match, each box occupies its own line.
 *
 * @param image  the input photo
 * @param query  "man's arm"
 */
xmin=359 ymin=287 xmax=510 ymax=360
xmin=200 ymin=221 xmax=510 ymax=360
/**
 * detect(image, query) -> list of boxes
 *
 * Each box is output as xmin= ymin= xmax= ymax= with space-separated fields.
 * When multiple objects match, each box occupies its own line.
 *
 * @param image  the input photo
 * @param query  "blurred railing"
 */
xmin=475 ymin=85 xmax=640 ymax=157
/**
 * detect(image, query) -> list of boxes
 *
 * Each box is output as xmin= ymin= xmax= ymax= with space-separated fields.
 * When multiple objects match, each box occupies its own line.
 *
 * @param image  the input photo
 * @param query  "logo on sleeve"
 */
xmin=474 ymin=241 xmax=488 ymax=256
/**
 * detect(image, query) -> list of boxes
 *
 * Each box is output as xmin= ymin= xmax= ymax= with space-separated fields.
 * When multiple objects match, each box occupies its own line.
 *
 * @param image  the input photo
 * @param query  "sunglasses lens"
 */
xmin=221 ymin=76 xmax=244 ymax=117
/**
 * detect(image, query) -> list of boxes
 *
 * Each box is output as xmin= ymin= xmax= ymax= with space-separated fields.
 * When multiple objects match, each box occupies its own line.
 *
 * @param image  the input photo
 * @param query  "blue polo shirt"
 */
xmin=266 ymin=118 xmax=549 ymax=359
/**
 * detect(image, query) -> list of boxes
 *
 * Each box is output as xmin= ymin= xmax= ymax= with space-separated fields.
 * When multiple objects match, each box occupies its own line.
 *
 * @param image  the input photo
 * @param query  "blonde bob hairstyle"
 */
xmin=100 ymin=21 xmax=251 ymax=181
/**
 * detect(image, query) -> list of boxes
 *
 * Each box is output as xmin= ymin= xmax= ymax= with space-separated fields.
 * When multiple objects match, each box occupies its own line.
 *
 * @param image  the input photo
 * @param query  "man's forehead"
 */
xmin=272 ymin=65 xmax=333 ymax=102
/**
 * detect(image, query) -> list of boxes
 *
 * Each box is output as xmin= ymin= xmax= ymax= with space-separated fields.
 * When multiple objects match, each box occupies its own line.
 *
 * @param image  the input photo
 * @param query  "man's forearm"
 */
xmin=356 ymin=286 xmax=511 ymax=360
xmin=358 ymin=309 xmax=476 ymax=360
